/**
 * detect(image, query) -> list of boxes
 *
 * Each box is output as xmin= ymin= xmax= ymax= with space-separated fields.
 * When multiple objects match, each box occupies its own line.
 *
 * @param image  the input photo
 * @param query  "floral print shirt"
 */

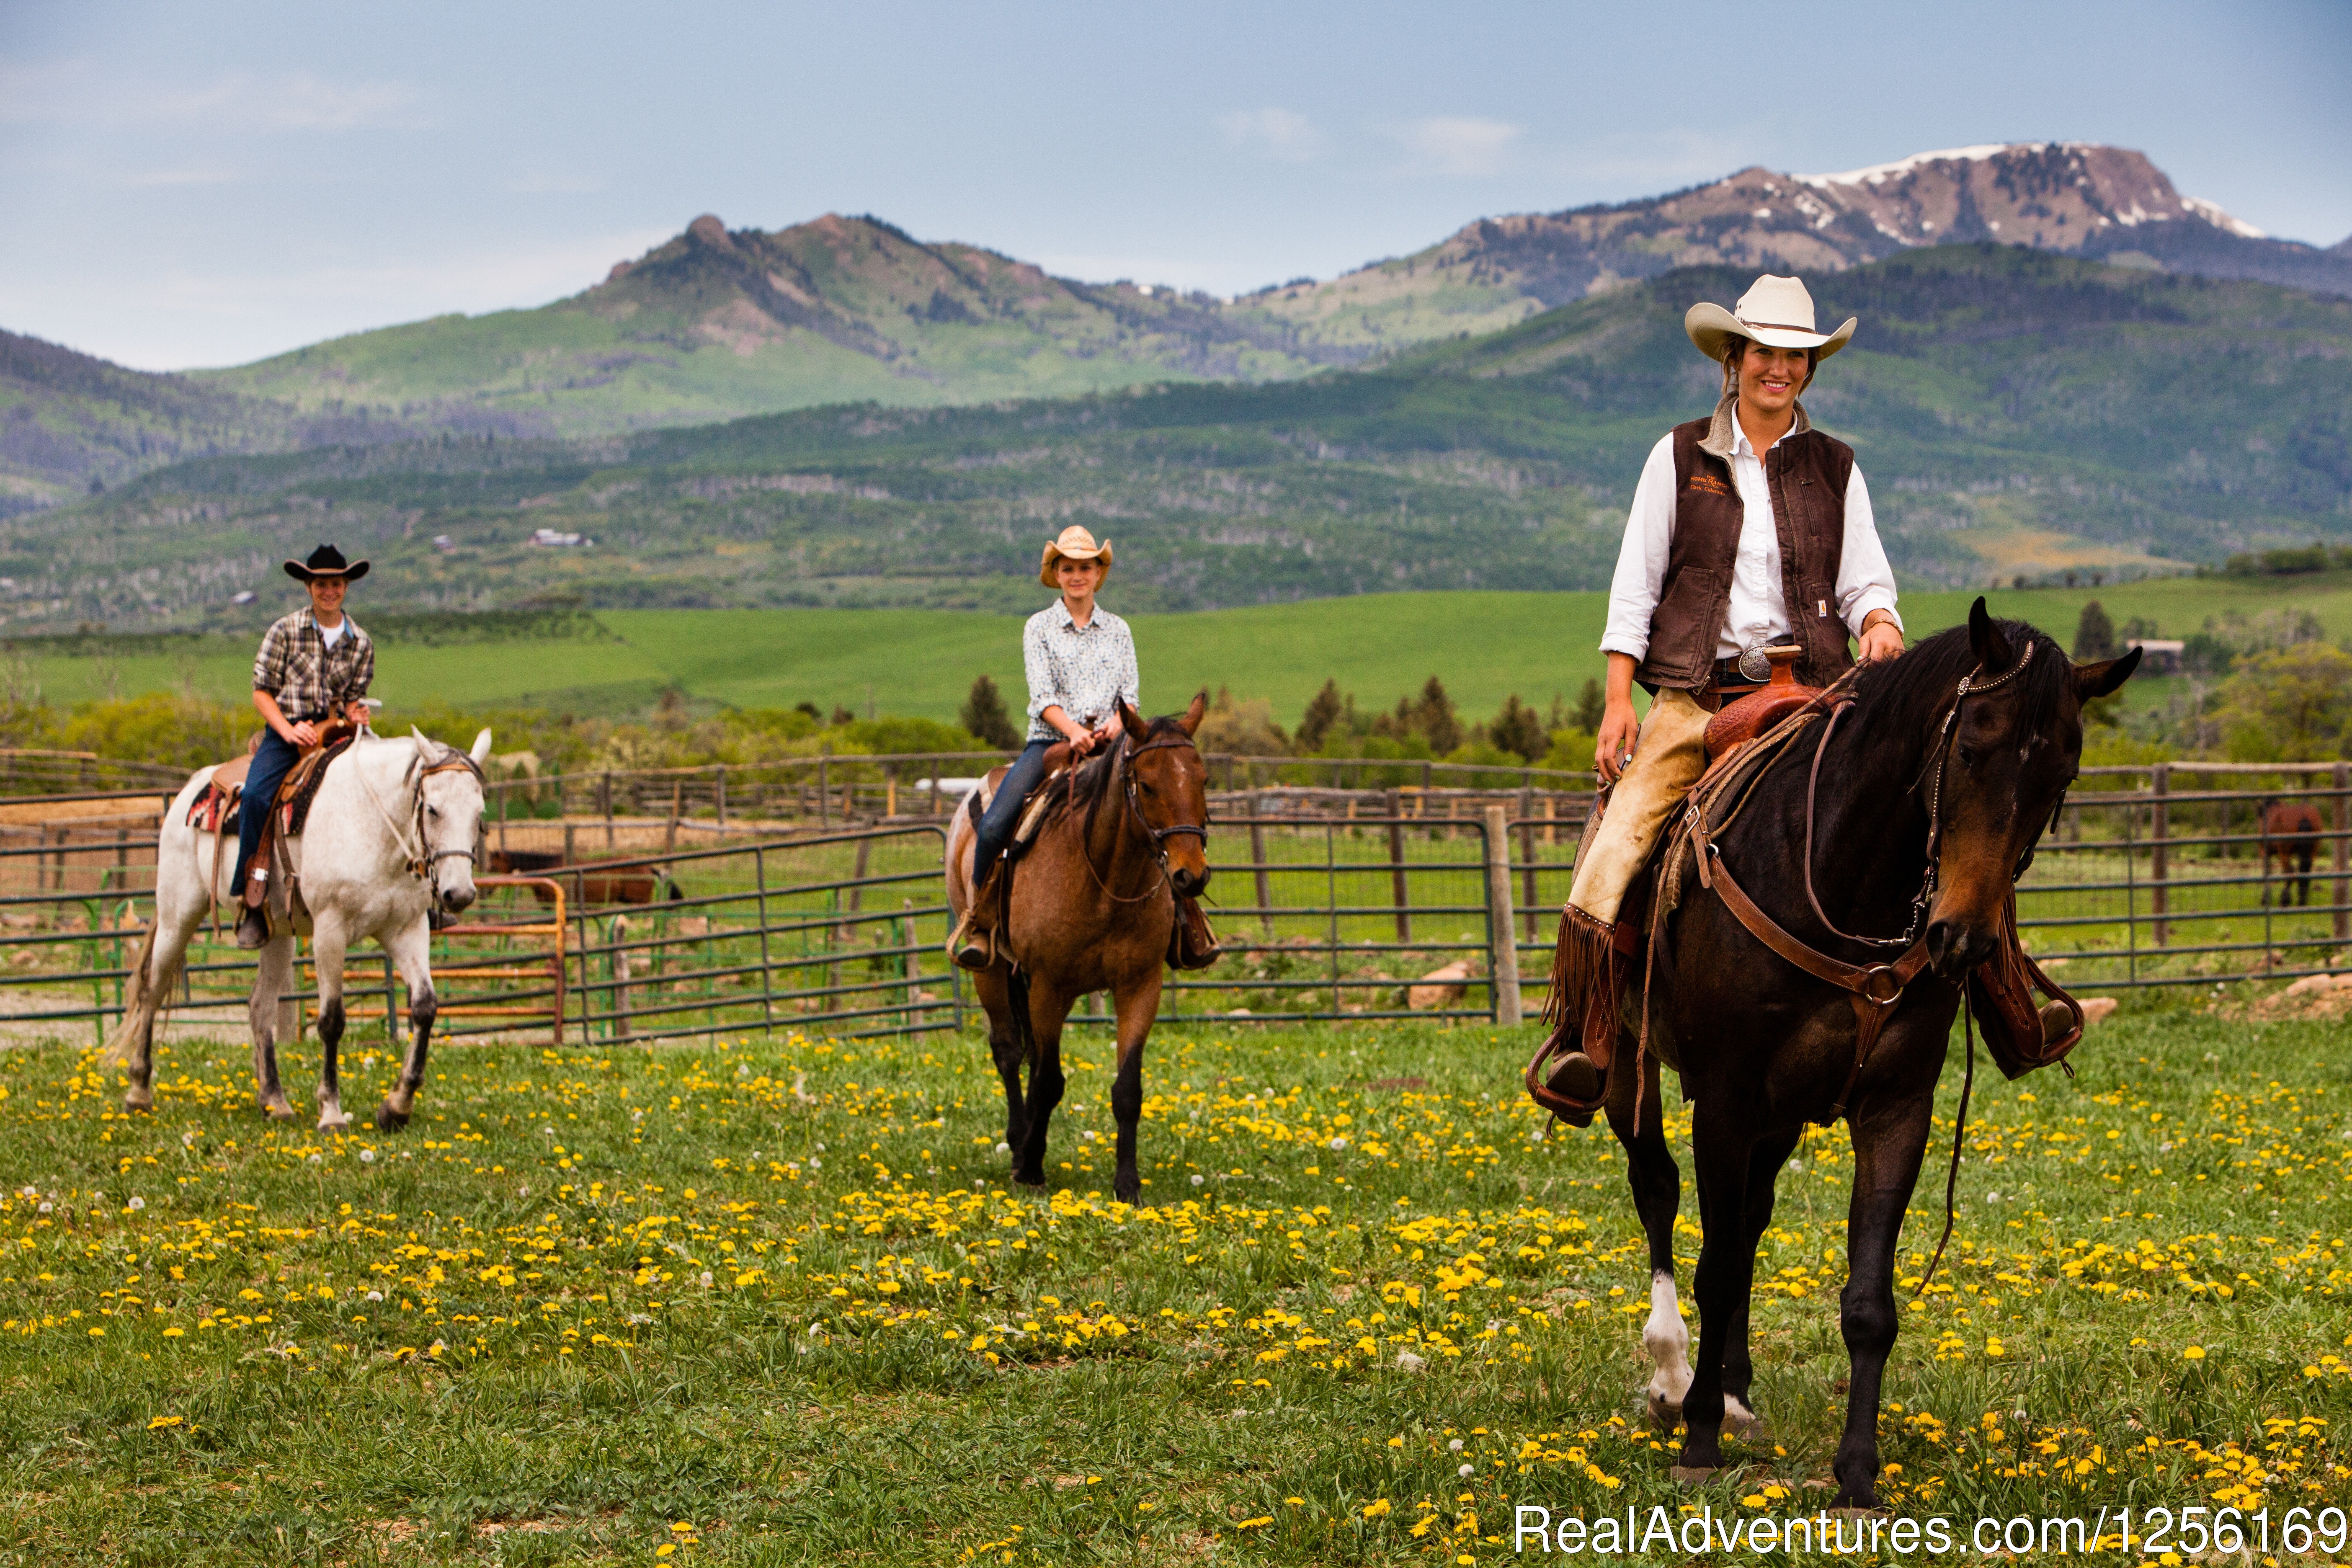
xmin=1021 ymin=602 xmax=1139 ymax=742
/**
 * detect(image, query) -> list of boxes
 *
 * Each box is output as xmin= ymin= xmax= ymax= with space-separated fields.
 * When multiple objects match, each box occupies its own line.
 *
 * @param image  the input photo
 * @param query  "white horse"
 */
xmin=103 ymin=726 xmax=492 ymax=1132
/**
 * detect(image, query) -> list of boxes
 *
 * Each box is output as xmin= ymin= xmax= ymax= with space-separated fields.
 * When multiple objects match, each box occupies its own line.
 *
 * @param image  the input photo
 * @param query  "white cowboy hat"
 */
xmin=1685 ymin=274 xmax=1856 ymax=363
xmin=1038 ymin=524 xmax=1113 ymax=588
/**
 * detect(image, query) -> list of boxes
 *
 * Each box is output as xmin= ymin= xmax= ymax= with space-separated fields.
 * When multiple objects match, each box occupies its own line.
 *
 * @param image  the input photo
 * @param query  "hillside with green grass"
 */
xmin=14 ymin=576 xmax=2349 ymax=745
xmin=8 ymin=245 xmax=2347 ymax=632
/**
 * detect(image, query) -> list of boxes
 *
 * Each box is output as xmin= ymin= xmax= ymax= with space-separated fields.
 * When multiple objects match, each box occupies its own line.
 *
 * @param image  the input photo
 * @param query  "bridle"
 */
xmin=357 ymin=741 xmax=485 ymax=884
xmin=1077 ymin=733 xmax=1208 ymax=903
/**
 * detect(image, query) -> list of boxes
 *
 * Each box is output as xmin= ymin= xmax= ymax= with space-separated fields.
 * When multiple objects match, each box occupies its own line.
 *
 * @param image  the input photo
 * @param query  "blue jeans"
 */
xmin=971 ymin=739 xmax=1051 ymax=888
xmin=233 ymin=728 xmax=302 ymax=892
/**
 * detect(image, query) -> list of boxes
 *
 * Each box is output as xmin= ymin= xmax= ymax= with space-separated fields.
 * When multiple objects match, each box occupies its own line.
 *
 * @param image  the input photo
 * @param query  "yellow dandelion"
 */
xmin=2184 ymin=1346 xmax=2206 ymax=1360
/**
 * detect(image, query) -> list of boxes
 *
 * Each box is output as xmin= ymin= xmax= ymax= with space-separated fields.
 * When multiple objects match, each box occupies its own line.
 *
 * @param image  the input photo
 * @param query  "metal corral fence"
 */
xmin=0 ymin=761 xmax=2344 ymax=1047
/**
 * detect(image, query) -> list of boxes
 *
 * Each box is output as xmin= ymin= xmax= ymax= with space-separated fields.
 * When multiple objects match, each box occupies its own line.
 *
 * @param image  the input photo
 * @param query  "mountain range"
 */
xmin=5 ymin=141 xmax=2348 ymax=515
xmin=9 ymin=242 xmax=2348 ymax=631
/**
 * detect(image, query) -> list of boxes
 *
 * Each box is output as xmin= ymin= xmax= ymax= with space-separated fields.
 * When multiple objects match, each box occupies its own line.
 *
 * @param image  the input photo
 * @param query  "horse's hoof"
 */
xmin=1723 ymin=1399 xmax=1769 ymax=1443
xmin=1646 ymin=1390 xmax=1684 ymax=1431
xmin=122 ymin=1088 xmax=153 ymax=1113
xmin=1014 ymin=1172 xmax=1047 ymax=1189
xmin=1669 ymin=1464 xmax=1725 ymax=1485
xmin=374 ymin=1104 xmax=410 ymax=1132
xmin=261 ymin=1096 xmax=295 ymax=1121
xmin=318 ymin=1110 xmax=353 ymax=1132
xmin=1829 ymin=1505 xmax=1888 ymax=1519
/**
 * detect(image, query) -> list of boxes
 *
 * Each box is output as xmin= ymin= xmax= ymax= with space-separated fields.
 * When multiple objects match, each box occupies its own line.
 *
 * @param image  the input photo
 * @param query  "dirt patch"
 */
xmin=2245 ymin=972 xmax=2352 ymax=1021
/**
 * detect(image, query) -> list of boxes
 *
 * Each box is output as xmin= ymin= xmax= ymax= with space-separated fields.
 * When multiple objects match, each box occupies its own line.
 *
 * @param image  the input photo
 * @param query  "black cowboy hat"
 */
xmin=283 ymin=544 xmax=370 ymax=583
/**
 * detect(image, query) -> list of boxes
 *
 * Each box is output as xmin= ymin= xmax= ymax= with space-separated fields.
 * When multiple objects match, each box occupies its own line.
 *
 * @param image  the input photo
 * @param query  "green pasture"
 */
xmin=15 ymin=571 xmax=2352 ymax=731
xmin=2 ymin=993 xmax=2349 ymax=1563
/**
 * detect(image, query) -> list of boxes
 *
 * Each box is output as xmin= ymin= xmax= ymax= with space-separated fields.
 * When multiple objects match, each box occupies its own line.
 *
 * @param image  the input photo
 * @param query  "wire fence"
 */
xmin=0 ymin=759 xmax=2344 ymax=1049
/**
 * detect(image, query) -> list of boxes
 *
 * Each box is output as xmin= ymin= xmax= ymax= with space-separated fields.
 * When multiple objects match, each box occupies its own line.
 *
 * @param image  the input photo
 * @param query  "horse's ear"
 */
xmin=1967 ymin=596 xmax=2016 ymax=673
xmin=2076 ymin=644 xmax=2141 ymax=701
xmin=1178 ymin=689 xmax=1207 ymax=737
xmin=1119 ymin=699 xmax=1150 ymax=742
xmin=469 ymin=728 xmax=494 ymax=766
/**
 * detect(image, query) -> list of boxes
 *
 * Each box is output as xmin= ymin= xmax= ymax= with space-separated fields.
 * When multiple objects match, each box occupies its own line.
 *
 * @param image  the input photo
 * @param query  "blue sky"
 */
xmin=3 ymin=0 xmax=2346 ymax=371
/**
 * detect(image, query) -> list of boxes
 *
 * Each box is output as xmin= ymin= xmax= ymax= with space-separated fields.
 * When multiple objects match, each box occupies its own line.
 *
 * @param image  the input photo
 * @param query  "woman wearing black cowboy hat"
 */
xmin=230 ymin=544 xmax=377 ymax=948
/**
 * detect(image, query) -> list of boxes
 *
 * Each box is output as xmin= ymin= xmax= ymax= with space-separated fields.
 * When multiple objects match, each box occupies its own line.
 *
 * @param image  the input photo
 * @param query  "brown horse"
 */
xmin=945 ymin=695 xmax=1210 ymax=1202
xmin=2259 ymin=797 xmax=2324 ymax=907
xmin=1578 ymin=602 xmax=2135 ymax=1509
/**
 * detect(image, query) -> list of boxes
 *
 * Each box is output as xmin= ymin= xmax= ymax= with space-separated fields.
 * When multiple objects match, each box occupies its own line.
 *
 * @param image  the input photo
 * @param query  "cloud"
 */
xmin=161 ymin=71 xmax=422 ymax=132
xmin=1390 ymin=116 xmax=1523 ymax=178
xmin=130 ymin=168 xmax=243 ymax=188
xmin=1215 ymin=108 xmax=1326 ymax=163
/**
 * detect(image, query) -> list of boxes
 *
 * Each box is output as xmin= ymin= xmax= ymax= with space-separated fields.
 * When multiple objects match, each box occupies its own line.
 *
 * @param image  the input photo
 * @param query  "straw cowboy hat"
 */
xmin=1685 ymin=273 xmax=1856 ymax=363
xmin=1038 ymin=524 xmax=1113 ymax=588
xmin=283 ymin=542 xmax=371 ymax=583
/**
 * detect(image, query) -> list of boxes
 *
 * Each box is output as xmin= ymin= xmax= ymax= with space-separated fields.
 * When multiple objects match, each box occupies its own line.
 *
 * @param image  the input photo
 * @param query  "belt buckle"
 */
xmin=1736 ymin=642 xmax=1772 ymax=683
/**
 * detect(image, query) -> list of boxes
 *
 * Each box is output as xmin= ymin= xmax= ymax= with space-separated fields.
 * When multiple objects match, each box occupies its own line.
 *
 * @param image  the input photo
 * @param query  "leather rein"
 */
xmin=1073 ymin=734 xmax=1207 ymax=905
xmin=1685 ymin=643 xmax=2038 ymax=1123
xmin=361 ymin=745 xmax=485 ymax=883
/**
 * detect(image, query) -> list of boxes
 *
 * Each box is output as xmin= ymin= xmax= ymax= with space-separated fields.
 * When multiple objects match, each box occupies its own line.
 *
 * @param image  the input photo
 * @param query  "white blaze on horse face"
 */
xmin=423 ymin=763 xmax=483 ymax=910
xmin=1643 ymin=1269 xmax=1694 ymax=1408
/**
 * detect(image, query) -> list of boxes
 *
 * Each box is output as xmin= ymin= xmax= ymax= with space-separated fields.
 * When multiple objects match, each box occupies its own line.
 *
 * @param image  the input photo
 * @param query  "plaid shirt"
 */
xmin=251 ymin=608 xmax=374 ymax=720
xmin=1022 ymin=602 xmax=1138 ymax=741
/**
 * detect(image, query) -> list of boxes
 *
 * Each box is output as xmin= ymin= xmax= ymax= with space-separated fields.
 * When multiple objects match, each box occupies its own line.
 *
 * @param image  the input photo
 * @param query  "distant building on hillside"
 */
xmin=2127 ymin=637 xmax=2184 ymax=675
xmin=527 ymin=528 xmax=590 ymax=548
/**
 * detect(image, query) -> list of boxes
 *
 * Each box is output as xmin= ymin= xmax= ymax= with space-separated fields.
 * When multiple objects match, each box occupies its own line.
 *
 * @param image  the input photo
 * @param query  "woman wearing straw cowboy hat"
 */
xmin=231 ymin=544 xmax=378 ymax=948
xmin=949 ymin=524 xmax=1138 ymax=969
xmin=1539 ymin=273 xmax=1906 ymax=1117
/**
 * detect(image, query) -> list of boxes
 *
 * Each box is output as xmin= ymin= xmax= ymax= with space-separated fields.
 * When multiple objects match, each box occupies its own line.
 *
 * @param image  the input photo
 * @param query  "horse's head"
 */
xmin=1119 ymin=692 xmax=1211 ymax=898
xmin=410 ymin=727 xmax=493 ymax=915
xmin=1923 ymin=600 xmax=2138 ymax=978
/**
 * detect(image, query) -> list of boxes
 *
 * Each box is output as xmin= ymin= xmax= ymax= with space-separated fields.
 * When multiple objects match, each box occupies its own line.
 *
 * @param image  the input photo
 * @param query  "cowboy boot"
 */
xmin=235 ymin=870 xmax=271 ymax=950
xmin=948 ymin=864 xmax=1005 ymax=971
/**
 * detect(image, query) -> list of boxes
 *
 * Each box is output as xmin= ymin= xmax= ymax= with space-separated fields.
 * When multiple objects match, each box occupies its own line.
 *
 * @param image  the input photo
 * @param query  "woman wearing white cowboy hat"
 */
xmin=1539 ymin=273 xmax=1907 ymax=1115
xmin=949 ymin=524 xmax=1138 ymax=969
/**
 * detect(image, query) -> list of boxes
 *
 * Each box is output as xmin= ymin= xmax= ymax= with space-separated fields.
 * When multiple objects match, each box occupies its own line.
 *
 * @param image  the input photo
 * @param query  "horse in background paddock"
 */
xmin=105 ymin=727 xmax=492 ymax=1131
xmin=2259 ymin=797 xmax=2323 ymax=908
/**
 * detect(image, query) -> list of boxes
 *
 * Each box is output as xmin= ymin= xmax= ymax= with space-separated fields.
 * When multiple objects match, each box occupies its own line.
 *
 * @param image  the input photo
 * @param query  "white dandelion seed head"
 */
xmin=995 ymin=1143 xmax=1009 ymax=1156
xmin=39 ymin=1202 xmax=51 ymax=1213
xmin=366 ymin=1290 xmax=383 ymax=1303
xmin=518 ymin=1184 xmax=529 ymax=1196
xmin=1329 ymin=1136 xmax=1347 ymax=1151
xmin=1190 ymin=1174 xmax=1204 ymax=1186
xmin=1459 ymin=1464 xmax=1475 ymax=1478
xmin=360 ymin=1148 xmax=377 ymax=1163
xmin=1448 ymin=1438 xmax=1465 ymax=1452
xmin=306 ymin=1153 xmax=322 ymax=1165
xmin=699 ymin=1271 xmax=714 ymax=1289
xmin=126 ymin=1195 xmax=145 ymax=1211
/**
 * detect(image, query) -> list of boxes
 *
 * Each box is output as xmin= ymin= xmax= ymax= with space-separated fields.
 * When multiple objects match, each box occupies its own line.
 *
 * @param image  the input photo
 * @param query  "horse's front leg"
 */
xmin=304 ymin=916 xmax=355 ymax=1131
xmin=249 ymin=931 xmax=300 ymax=1121
xmin=1014 ymin=983 xmax=1073 ymax=1188
xmin=1720 ymin=1124 xmax=1803 ymax=1442
xmin=1674 ymin=1101 xmax=1760 ymax=1476
xmin=974 ymin=962 xmax=1028 ymax=1169
xmin=1605 ymin=1051 xmax=1692 ymax=1429
xmin=375 ymin=919 xmax=438 ymax=1132
xmin=1831 ymin=1089 xmax=1934 ymax=1509
xmin=1109 ymin=969 xmax=1164 ymax=1205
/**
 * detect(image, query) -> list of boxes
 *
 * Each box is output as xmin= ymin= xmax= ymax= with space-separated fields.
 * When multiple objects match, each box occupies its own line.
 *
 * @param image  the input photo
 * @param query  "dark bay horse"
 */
xmin=1587 ymin=602 xmax=2135 ymax=1509
xmin=944 ymin=694 xmax=1210 ymax=1202
xmin=2259 ymin=797 xmax=2323 ymax=907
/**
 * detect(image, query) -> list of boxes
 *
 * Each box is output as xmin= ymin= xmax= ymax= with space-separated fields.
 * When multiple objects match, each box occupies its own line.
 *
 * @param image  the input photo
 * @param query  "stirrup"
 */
xmin=1543 ymin=1051 xmax=1606 ymax=1128
xmin=234 ymin=905 xmax=271 ymax=950
xmin=947 ymin=910 xmax=994 ymax=972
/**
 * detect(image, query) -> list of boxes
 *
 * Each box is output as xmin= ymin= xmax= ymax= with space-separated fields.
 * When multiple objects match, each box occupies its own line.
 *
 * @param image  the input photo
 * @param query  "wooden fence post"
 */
xmin=1518 ymin=813 xmax=1539 ymax=939
xmin=1483 ymin=805 xmax=1522 ymax=1026
xmin=1385 ymin=788 xmax=1411 ymax=942
xmin=2151 ymin=763 xmax=2170 ymax=947
xmin=1247 ymin=794 xmax=1273 ymax=934
xmin=2336 ymin=761 xmax=2350 ymax=944
xmin=715 ymin=766 xmax=728 ymax=829
xmin=818 ymin=746 xmax=832 ymax=828
xmin=611 ymin=914 xmax=632 ymax=1042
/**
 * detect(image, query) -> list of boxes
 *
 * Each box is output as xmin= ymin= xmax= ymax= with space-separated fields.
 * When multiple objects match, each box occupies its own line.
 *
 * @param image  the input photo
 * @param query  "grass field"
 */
xmin=15 ymin=571 xmax=2352 ymax=730
xmin=3 ymin=998 xmax=2348 ymax=1563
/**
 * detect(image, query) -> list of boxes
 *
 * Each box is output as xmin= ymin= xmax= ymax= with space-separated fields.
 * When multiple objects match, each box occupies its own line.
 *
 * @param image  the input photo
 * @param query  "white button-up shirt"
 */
xmin=1600 ymin=424 xmax=1901 ymax=664
xmin=1022 ymin=602 xmax=1140 ymax=741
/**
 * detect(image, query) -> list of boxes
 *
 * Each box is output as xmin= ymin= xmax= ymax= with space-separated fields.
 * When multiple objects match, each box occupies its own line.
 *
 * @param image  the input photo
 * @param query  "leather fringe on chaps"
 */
xmin=1541 ymin=903 xmax=1621 ymax=1060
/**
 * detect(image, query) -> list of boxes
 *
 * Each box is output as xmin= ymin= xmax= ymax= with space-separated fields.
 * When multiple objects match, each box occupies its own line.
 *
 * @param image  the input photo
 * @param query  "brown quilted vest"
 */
xmin=1634 ymin=415 xmax=1858 ymax=694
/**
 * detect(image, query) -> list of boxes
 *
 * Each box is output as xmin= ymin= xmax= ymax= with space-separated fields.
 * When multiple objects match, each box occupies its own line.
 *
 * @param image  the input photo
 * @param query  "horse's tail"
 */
xmin=98 ymin=919 xmax=162 ymax=1070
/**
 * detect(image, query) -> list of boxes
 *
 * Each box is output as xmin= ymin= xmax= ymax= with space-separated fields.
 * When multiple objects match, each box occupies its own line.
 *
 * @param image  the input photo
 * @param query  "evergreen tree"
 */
xmin=1415 ymin=676 xmax=1460 ymax=754
xmin=1297 ymin=678 xmax=1346 ymax=750
xmin=959 ymin=675 xmax=1021 ymax=748
xmin=1490 ymin=695 xmax=1548 ymax=763
xmin=1572 ymin=676 xmax=1604 ymax=732
xmin=2073 ymin=600 xmax=2118 ymax=661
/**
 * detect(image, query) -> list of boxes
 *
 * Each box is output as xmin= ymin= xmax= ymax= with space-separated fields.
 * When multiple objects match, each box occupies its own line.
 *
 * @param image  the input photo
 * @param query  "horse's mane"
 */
xmin=1044 ymin=715 xmax=1197 ymax=838
xmin=1844 ymin=616 xmax=2075 ymax=748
